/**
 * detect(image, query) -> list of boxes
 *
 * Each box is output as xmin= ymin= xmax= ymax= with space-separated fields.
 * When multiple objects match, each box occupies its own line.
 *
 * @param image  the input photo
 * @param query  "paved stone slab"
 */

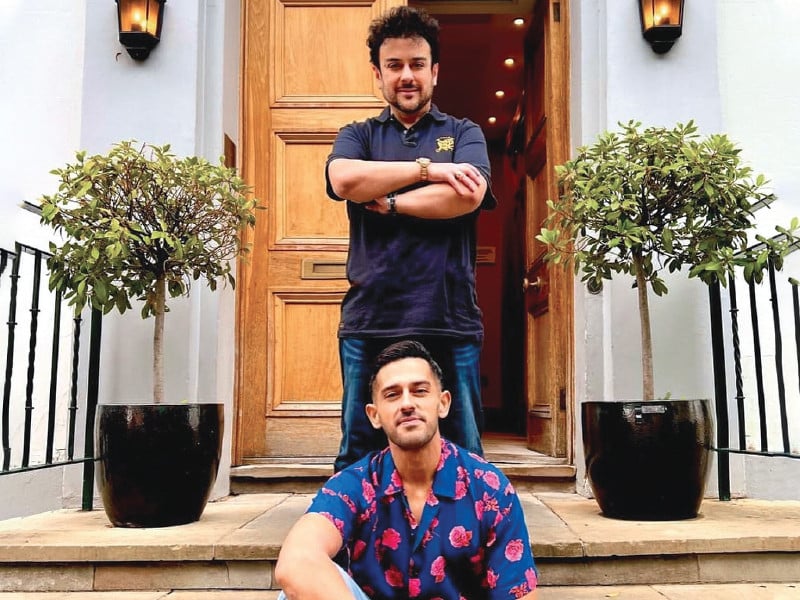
xmin=93 ymin=562 xmax=272 ymax=592
xmin=518 ymin=493 xmax=583 ymax=558
xmin=215 ymin=494 xmax=311 ymax=561
xmin=539 ymin=583 xmax=800 ymax=599
xmin=653 ymin=582 xmax=800 ymax=599
xmin=0 ymin=495 xmax=288 ymax=563
xmin=539 ymin=585 xmax=667 ymax=599
xmin=536 ymin=493 xmax=800 ymax=557
xmin=0 ymin=566 xmax=94 ymax=593
xmin=0 ymin=594 xmax=169 ymax=599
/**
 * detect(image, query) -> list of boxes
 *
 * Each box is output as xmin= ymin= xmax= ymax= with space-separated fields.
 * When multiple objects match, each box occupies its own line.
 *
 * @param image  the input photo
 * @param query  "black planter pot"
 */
xmin=582 ymin=399 xmax=713 ymax=520
xmin=96 ymin=403 xmax=224 ymax=528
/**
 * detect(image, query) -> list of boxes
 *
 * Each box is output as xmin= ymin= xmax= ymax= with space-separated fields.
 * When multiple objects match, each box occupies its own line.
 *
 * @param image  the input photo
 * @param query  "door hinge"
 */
xmin=553 ymin=2 xmax=561 ymax=23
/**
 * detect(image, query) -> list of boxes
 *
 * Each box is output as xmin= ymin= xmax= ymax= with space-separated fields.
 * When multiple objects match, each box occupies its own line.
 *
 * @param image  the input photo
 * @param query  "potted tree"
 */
xmin=39 ymin=141 xmax=257 ymax=527
xmin=537 ymin=121 xmax=799 ymax=520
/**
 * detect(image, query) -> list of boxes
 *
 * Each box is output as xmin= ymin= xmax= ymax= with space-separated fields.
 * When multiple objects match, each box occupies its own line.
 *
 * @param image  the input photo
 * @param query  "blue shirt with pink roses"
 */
xmin=307 ymin=438 xmax=538 ymax=599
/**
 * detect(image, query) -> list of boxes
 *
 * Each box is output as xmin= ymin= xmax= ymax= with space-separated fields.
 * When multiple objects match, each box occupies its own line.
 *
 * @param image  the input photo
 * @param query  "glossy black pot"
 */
xmin=96 ymin=403 xmax=223 ymax=527
xmin=582 ymin=399 xmax=713 ymax=520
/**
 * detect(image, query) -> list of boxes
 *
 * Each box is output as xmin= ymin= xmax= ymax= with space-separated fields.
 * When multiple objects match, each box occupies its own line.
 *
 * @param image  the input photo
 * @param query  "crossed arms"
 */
xmin=328 ymin=158 xmax=488 ymax=220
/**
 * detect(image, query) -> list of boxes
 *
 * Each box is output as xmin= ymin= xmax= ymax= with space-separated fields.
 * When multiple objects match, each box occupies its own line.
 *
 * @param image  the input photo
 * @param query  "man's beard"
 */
xmin=389 ymin=87 xmax=432 ymax=115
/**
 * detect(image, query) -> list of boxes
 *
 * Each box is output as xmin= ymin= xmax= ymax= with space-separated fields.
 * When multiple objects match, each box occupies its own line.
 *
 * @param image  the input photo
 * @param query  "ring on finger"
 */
xmin=455 ymin=171 xmax=462 ymax=179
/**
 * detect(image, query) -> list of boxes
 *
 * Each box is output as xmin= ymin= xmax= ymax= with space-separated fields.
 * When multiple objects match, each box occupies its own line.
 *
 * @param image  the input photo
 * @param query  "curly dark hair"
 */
xmin=369 ymin=340 xmax=444 ymax=395
xmin=367 ymin=6 xmax=440 ymax=68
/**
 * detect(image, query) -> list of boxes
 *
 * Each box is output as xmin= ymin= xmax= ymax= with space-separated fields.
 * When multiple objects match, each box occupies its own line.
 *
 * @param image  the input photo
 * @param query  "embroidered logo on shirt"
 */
xmin=435 ymin=136 xmax=454 ymax=153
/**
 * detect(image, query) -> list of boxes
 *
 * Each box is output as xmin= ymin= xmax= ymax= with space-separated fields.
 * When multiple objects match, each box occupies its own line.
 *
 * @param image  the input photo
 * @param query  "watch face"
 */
xmin=418 ymin=158 xmax=431 ymax=166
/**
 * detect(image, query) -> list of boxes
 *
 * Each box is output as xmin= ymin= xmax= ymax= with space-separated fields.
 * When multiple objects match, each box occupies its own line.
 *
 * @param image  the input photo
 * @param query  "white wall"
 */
xmin=717 ymin=0 xmax=800 ymax=493
xmin=0 ymin=0 xmax=239 ymax=519
xmin=572 ymin=0 xmax=800 ymax=499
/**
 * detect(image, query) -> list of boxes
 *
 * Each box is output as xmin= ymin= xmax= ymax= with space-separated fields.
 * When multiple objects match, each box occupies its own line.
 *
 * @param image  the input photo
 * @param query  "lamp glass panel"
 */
xmin=119 ymin=0 xmax=161 ymax=35
xmin=641 ymin=0 xmax=682 ymax=30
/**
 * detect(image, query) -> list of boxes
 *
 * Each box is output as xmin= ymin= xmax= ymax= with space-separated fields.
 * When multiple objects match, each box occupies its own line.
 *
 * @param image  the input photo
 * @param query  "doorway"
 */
xmin=410 ymin=0 xmax=572 ymax=452
xmin=235 ymin=0 xmax=572 ymax=465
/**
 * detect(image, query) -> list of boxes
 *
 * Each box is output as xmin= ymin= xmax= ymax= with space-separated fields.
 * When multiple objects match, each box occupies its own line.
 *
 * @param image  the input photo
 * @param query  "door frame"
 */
xmin=233 ymin=0 xmax=573 ymax=465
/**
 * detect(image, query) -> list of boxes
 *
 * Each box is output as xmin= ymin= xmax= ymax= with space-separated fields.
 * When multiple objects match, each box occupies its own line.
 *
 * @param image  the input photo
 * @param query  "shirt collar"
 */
xmin=376 ymin=104 xmax=448 ymax=127
xmin=374 ymin=438 xmax=459 ymax=501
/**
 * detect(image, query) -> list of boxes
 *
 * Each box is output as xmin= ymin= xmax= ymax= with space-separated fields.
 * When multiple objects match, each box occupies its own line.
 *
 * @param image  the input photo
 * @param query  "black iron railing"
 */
xmin=709 ymin=243 xmax=800 ymax=501
xmin=0 ymin=243 xmax=101 ymax=510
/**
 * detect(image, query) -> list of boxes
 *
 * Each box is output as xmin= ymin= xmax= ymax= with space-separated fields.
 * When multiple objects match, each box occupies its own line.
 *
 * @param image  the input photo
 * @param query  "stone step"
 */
xmin=0 ymin=583 xmax=799 ymax=599
xmin=231 ymin=435 xmax=577 ymax=494
xmin=230 ymin=461 xmax=577 ymax=494
xmin=1 ymin=493 xmax=799 ymax=593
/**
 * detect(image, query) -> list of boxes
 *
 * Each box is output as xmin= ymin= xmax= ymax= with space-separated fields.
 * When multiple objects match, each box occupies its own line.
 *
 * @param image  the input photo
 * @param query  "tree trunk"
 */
xmin=153 ymin=275 xmax=166 ymax=404
xmin=633 ymin=254 xmax=654 ymax=401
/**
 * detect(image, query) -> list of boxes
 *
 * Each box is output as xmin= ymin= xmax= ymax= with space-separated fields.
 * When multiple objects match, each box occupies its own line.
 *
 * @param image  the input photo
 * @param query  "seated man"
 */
xmin=275 ymin=340 xmax=538 ymax=599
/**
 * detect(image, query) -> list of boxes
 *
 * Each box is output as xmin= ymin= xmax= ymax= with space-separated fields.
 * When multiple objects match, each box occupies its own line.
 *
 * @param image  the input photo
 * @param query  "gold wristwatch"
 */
xmin=416 ymin=157 xmax=431 ymax=181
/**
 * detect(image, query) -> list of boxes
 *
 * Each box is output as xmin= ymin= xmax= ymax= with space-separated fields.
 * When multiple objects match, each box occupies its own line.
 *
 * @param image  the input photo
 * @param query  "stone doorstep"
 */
xmin=1 ymin=493 xmax=800 ymax=591
xmin=1 ymin=585 xmax=800 ymax=600
xmin=229 ymin=463 xmax=578 ymax=494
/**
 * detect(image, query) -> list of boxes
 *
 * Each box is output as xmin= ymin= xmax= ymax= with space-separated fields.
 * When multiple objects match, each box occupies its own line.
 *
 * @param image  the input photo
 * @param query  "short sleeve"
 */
xmin=483 ymin=479 xmax=538 ymax=599
xmin=453 ymin=119 xmax=497 ymax=210
xmin=306 ymin=468 xmax=367 ymax=547
xmin=325 ymin=122 xmax=371 ymax=201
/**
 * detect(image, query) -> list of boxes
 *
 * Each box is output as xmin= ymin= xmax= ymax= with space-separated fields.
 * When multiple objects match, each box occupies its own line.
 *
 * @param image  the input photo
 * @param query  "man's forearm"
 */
xmin=329 ymin=158 xmax=421 ymax=202
xmin=393 ymin=182 xmax=483 ymax=219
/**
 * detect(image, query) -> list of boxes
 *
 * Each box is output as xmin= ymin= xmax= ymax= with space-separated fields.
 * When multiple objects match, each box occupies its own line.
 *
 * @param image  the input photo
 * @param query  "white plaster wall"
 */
xmin=78 ymin=0 xmax=236 ymax=501
xmin=0 ymin=0 xmax=239 ymax=519
xmin=0 ymin=1 xmax=89 ymax=521
xmin=0 ymin=2 xmax=86 ymax=249
xmin=717 ymin=2 xmax=800 ymax=498
xmin=572 ymin=0 xmax=800 ymax=499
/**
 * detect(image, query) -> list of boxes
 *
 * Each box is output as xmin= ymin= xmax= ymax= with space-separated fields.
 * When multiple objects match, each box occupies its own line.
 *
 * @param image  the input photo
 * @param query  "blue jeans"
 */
xmin=334 ymin=337 xmax=484 ymax=472
xmin=277 ymin=564 xmax=371 ymax=600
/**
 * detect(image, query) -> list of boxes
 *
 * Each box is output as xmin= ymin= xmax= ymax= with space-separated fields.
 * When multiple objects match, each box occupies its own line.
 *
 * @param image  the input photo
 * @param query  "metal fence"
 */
xmin=0 ymin=243 xmax=100 ymax=510
xmin=709 ymin=251 xmax=800 ymax=501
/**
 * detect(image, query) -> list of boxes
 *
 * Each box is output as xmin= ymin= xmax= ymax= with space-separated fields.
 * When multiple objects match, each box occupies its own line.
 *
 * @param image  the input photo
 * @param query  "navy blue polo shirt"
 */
xmin=325 ymin=105 xmax=496 ymax=342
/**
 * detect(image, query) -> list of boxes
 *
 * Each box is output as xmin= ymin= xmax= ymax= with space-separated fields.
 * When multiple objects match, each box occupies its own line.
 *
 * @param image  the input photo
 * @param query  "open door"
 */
xmin=520 ymin=0 xmax=572 ymax=457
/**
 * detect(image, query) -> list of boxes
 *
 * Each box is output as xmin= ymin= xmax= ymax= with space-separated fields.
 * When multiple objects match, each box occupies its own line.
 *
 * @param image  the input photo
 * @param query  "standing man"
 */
xmin=275 ymin=341 xmax=538 ymax=600
xmin=327 ymin=5 xmax=496 ymax=471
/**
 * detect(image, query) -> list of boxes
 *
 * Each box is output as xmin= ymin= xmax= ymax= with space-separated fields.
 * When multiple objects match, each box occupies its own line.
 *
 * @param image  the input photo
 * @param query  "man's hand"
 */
xmin=428 ymin=161 xmax=483 ymax=195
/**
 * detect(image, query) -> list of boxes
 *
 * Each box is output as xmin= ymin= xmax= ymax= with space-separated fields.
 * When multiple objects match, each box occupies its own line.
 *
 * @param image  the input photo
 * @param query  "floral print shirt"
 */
xmin=308 ymin=439 xmax=538 ymax=599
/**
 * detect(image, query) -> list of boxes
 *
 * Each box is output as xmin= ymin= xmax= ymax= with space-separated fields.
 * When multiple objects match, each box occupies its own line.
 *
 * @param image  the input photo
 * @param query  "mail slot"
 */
xmin=301 ymin=258 xmax=347 ymax=280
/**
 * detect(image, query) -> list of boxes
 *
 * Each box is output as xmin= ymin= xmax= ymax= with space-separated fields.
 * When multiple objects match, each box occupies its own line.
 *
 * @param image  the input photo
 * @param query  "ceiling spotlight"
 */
xmin=504 ymin=57 xmax=515 ymax=67
xmin=495 ymin=90 xmax=505 ymax=99
xmin=488 ymin=117 xmax=497 ymax=125
xmin=513 ymin=18 xmax=525 ymax=26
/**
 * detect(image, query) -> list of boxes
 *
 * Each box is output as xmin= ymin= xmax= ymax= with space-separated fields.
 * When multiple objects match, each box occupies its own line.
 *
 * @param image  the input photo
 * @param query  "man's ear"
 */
xmin=437 ymin=389 xmax=451 ymax=419
xmin=432 ymin=62 xmax=439 ymax=87
xmin=372 ymin=63 xmax=382 ymax=84
xmin=365 ymin=402 xmax=382 ymax=430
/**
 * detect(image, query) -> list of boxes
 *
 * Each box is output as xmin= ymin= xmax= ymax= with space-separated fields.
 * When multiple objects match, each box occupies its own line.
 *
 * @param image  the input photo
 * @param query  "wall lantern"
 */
xmin=639 ymin=0 xmax=684 ymax=54
xmin=116 ymin=0 xmax=166 ymax=61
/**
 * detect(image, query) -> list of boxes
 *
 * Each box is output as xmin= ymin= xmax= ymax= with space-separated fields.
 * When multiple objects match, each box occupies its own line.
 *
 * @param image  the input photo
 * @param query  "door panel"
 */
xmin=271 ymin=132 xmax=349 ymax=246
xmin=237 ymin=0 xmax=400 ymax=462
xmin=523 ymin=0 xmax=571 ymax=458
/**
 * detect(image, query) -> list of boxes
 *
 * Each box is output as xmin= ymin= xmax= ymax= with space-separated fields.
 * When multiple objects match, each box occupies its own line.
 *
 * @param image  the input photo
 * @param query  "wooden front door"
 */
xmin=236 ymin=0 xmax=402 ymax=462
xmin=522 ymin=0 xmax=572 ymax=458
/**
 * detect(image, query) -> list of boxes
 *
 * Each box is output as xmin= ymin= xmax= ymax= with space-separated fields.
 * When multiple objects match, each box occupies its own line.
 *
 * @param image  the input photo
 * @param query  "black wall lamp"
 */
xmin=116 ymin=0 xmax=166 ymax=60
xmin=639 ymin=0 xmax=684 ymax=54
